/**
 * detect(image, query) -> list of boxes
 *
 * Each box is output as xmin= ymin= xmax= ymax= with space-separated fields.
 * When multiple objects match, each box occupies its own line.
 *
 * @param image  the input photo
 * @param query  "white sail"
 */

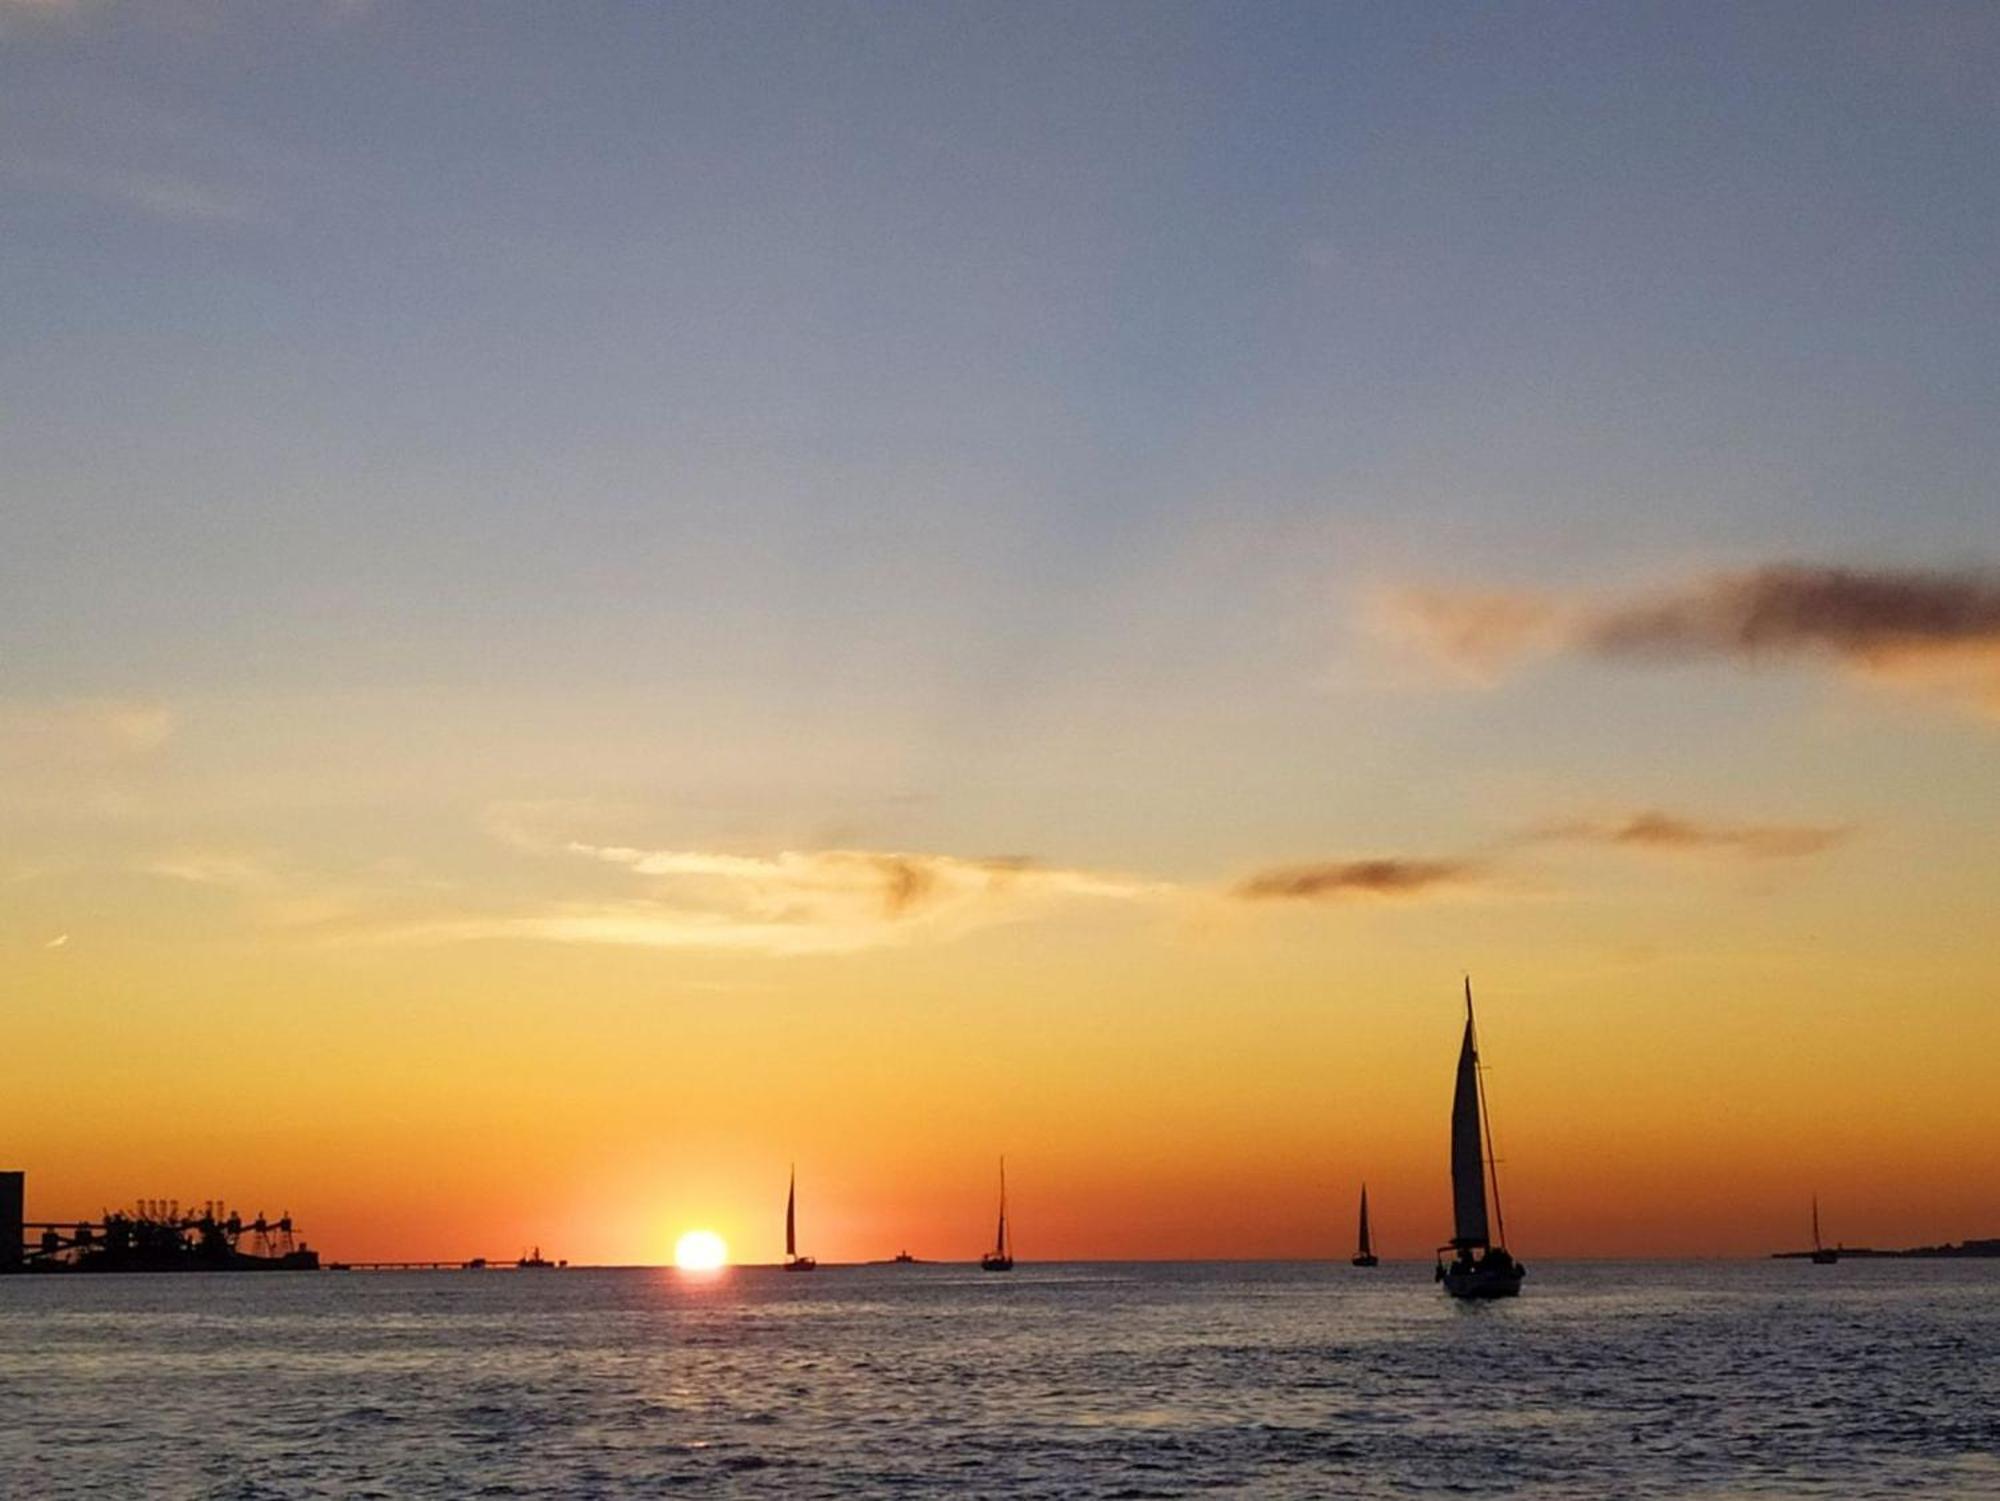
xmin=1450 ymin=1008 xmax=1490 ymax=1248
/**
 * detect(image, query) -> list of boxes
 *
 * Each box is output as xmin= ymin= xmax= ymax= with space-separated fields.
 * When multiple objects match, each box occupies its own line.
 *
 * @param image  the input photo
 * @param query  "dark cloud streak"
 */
xmin=1235 ymin=858 xmax=1475 ymax=902
xmin=1583 ymin=565 xmax=2000 ymax=663
xmin=1535 ymin=811 xmax=1849 ymax=860
xmin=1381 ymin=562 xmax=2000 ymax=719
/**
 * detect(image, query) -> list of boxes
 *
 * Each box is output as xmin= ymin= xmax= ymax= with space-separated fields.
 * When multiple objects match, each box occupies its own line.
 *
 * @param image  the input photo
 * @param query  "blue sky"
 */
xmin=9 ymin=4 xmax=1995 ymax=702
xmin=3 ymin=2 xmax=1996 ymax=891
xmin=2 ymin=0 xmax=1997 ymax=887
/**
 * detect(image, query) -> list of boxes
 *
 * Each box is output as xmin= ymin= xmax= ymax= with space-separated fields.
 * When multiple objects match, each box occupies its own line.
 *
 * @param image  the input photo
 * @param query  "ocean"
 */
xmin=2 ymin=1259 xmax=1995 ymax=1498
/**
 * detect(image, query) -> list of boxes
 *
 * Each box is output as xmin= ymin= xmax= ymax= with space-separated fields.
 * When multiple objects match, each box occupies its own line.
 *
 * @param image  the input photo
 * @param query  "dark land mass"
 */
xmin=1771 ymin=1238 xmax=2000 ymax=1260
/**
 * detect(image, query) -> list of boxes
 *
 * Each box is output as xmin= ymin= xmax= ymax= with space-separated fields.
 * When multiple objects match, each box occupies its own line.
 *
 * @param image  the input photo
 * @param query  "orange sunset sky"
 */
xmin=5 ymin=4 xmax=1999 ymax=1263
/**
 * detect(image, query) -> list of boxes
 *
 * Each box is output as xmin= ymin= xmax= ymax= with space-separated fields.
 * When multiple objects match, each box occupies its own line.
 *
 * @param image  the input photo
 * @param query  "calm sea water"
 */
xmin=2 ymin=1260 xmax=1995 ymax=1498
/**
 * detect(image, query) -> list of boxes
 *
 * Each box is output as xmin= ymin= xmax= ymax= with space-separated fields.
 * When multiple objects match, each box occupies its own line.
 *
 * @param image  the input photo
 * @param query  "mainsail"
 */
xmin=1812 ymin=1195 xmax=1822 ymax=1252
xmin=1357 ymin=1185 xmax=1373 ymax=1259
xmin=1450 ymin=993 xmax=1491 ymax=1249
xmin=786 ymin=1167 xmax=798 ymax=1259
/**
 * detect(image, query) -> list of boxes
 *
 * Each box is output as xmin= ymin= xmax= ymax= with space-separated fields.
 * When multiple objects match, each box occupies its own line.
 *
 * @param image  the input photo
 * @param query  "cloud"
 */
xmin=1371 ymin=588 xmax=1563 ymax=682
xmin=7 ymin=159 xmax=257 ymax=223
xmin=0 ymin=698 xmax=175 ymax=764
xmin=1533 ymin=811 xmax=1850 ymax=860
xmin=1581 ymin=565 xmax=2000 ymax=664
xmin=140 ymin=851 xmax=276 ymax=887
xmin=494 ymin=842 xmax=1174 ymax=954
xmin=1377 ymin=563 xmax=2000 ymax=717
xmin=1234 ymin=857 xmax=1477 ymax=902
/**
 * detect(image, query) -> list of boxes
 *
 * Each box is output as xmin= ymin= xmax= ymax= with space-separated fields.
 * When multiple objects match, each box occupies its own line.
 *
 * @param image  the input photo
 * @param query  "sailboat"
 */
xmin=1436 ymin=978 xmax=1526 ymax=1299
xmin=1810 ymin=1195 xmax=1839 ymax=1265
xmin=782 ymin=1165 xmax=816 ymax=1271
xmin=1351 ymin=1184 xmax=1379 ymax=1267
xmin=980 ymin=1157 xmax=1015 ymax=1271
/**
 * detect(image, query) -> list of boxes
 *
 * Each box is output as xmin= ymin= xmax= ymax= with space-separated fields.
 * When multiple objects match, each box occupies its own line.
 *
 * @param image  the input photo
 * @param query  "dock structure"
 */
xmin=3 ymin=1173 xmax=319 ymax=1273
xmin=7 ymin=1171 xmax=562 ymax=1273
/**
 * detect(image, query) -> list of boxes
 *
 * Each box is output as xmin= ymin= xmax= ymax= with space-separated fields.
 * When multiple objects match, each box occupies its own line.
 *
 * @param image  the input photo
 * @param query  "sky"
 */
xmin=3 ymin=0 xmax=1998 ymax=1264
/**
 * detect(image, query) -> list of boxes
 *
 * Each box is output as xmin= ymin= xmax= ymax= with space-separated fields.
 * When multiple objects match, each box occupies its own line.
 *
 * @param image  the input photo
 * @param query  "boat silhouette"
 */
xmin=783 ymin=1165 xmax=816 ymax=1271
xmin=980 ymin=1157 xmax=1014 ymax=1271
xmin=1810 ymin=1195 xmax=1840 ymax=1264
xmin=1435 ymin=978 xmax=1525 ymax=1299
xmin=1351 ymin=1184 xmax=1379 ymax=1267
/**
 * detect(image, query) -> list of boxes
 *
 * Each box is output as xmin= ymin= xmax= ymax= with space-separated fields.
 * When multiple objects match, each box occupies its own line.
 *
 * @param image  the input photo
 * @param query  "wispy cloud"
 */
xmin=1377 ymin=563 xmax=2000 ymax=718
xmin=138 ymin=804 xmax=1841 ymax=957
xmin=1 ymin=0 xmax=371 ymax=26
xmin=0 ymin=698 xmax=174 ymax=764
xmin=1370 ymin=588 xmax=1563 ymax=683
xmin=8 ymin=158 xmax=259 ymax=223
xmin=140 ymin=850 xmax=276 ymax=888
xmin=475 ymin=841 xmax=1174 ymax=955
xmin=1531 ymin=811 xmax=1850 ymax=861
xmin=1233 ymin=857 xmax=1478 ymax=902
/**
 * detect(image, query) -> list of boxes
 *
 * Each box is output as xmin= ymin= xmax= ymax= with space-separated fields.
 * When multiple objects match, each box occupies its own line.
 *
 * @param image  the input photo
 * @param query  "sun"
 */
xmin=674 ymin=1229 xmax=729 ymax=1271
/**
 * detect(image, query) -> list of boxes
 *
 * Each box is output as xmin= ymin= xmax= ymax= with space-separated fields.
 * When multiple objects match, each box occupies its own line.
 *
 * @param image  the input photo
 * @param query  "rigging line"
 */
xmin=1470 ymin=978 xmax=1509 ymax=1248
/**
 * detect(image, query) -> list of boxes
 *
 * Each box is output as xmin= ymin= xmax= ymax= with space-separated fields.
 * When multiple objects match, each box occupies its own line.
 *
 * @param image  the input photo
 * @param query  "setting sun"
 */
xmin=673 ymin=1230 xmax=728 ymax=1272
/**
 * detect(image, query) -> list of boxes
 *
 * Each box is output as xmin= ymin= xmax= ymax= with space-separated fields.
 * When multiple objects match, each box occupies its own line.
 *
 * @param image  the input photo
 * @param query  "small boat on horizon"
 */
xmin=893 ymin=1249 xmax=916 ymax=1264
xmin=783 ymin=1165 xmax=817 ymax=1272
xmin=516 ymin=1246 xmax=560 ymax=1270
xmin=1436 ymin=978 xmax=1525 ymax=1299
xmin=1351 ymin=1183 xmax=1379 ymax=1267
xmin=1810 ymin=1195 xmax=1839 ymax=1265
xmin=980 ymin=1157 xmax=1014 ymax=1272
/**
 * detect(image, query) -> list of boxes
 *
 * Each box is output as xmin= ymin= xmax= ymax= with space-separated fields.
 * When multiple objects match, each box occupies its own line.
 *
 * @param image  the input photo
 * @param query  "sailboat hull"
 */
xmin=1439 ymin=1258 xmax=1525 ymax=1299
xmin=783 ymin=1257 xmax=817 ymax=1272
xmin=1350 ymin=1254 xmax=1379 ymax=1267
xmin=980 ymin=1255 xmax=1013 ymax=1272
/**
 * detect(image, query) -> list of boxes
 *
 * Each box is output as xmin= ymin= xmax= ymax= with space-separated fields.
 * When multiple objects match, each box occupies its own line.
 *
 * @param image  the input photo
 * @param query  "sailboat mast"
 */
xmin=997 ymin=1156 xmax=1009 ymax=1255
xmin=786 ymin=1165 xmax=797 ymax=1259
xmin=1813 ymin=1194 xmax=1821 ymax=1252
xmin=1468 ymin=977 xmax=1509 ymax=1248
xmin=1358 ymin=1184 xmax=1371 ymax=1258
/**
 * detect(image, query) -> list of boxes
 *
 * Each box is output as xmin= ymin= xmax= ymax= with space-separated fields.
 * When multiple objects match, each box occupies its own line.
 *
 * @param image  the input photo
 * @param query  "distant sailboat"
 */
xmin=1436 ymin=978 xmax=1526 ymax=1299
xmin=1351 ymin=1184 xmax=1379 ymax=1267
xmin=783 ymin=1165 xmax=816 ymax=1271
xmin=1810 ymin=1195 xmax=1839 ymax=1265
xmin=980 ymin=1157 xmax=1015 ymax=1272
